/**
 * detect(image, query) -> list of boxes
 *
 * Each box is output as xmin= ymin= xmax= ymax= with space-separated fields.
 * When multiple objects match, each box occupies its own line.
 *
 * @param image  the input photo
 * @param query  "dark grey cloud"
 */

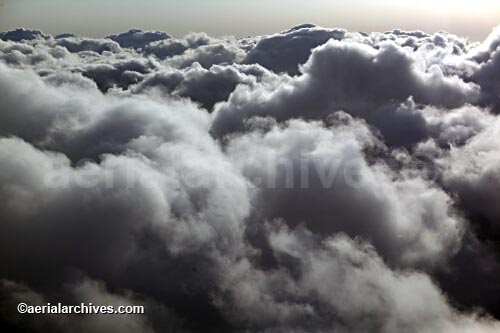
xmin=0 ymin=28 xmax=49 ymax=42
xmin=1 ymin=25 xmax=500 ymax=333
xmin=0 ymin=62 xmax=251 ymax=331
xmin=79 ymin=58 xmax=159 ymax=92
xmin=470 ymin=49 xmax=500 ymax=110
xmin=55 ymin=33 xmax=78 ymax=39
xmin=243 ymin=24 xmax=345 ymax=75
xmin=133 ymin=63 xmax=273 ymax=110
xmin=107 ymin=29 xmax=171 ymax=50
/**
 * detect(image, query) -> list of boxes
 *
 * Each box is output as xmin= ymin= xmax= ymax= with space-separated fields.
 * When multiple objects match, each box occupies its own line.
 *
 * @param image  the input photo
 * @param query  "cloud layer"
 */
xmin=1 ymin=24 xmax=500 ymax=332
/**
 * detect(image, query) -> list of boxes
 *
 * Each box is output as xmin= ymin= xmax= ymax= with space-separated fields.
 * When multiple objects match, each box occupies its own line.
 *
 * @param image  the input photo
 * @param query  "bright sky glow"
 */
xmin=0 ymin=0 xmax=499 ymax=40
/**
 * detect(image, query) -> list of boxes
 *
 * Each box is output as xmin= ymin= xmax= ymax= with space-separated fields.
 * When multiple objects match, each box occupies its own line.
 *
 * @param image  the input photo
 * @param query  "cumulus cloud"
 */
xmin=107 ymin=29 xmax=171 ymax=50
xmin=140 ymin=32 xmax=247 ymax=70
xmin=133 ymin=63 xmax=275 ymax=110
xmin=164 ymin=41 xmax=247 ymax=69
xmin=0 ymin=28 xmax=49 ymax=42
xmin=79 ymin=58 xmax=159 ymax=92
xmin=243 ymin=24 xmax=345 ymax=75
xmin=212 ymin=39 xmax=480 ymax=137
xmin=143 ymin=32 xmax=211 ymax=60
xmin=1 ymin=24 xmax=500 ymax=333
xmin=56 ymin=37 xmax=122 ymax=54
xmin=227 ymin=117 xmax=463 ymax=267
xmin=220 ymin=224 xmax=500 ymax=333
xmin=440 ymin=117 xmax=500 ymax=234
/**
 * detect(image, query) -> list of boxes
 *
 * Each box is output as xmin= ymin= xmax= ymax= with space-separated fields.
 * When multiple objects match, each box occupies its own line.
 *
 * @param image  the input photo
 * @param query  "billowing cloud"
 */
xmin=219 ymin=224 xmax=500 ymax=333
xmin=0 ymin=28 xmax=49 ymax=42
xmin=133 ymin=63 xmax=275 ymax=110
xmin=212 ymin=39 xmax=480 ymax=137
xmin=107 ymin=29 xmax=171 ymax=50
xmin=1 ymin=24 xmax=500 ymax=333
xmin=243 ymin=24 xmax=346 ymax=75
xmin=440 ymin=117 xmax=500 ymax=235
xmin=55 ymin=36 xmax=122 ymax=54
xmin=227 ymin=117 xmax=463 ymax=267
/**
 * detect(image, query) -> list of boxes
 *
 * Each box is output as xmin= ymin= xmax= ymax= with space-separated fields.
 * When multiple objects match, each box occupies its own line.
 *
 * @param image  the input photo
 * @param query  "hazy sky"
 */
xmin=1 ymin=0 xmax=499 ymax=40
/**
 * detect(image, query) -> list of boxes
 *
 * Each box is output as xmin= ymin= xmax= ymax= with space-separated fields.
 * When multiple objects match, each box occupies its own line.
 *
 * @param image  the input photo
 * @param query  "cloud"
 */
xmin=1 ymin=25 xmax=500 ymax=332
xmin=164 ymin=41 xmax=247 ymax=69
xmin=55 ymin=36 xmax=122 ymax=54
xmin=143 ymin=32 xmax=211 ymax=60
xmin=133 ymin=63 xmax=274 ymax=110
xmin=243 ymin=24 xmax=345 ymax=75
xmin=440 ymin=117 xmax=500 ymax=235
xmin=470 ymin=48 xmax=500 ymax=110
xmin=107 ymin=29 xmax=171 ymax=50
xmin=79 ymin=58 xmax=159 ymax=92
xmin=0 ymin=60 xmax=251 ymax=332
xmin=469 ymin=26 xmax=500 ymax=64
xmin=220 ymin=224 xmax=499 ymax=333
xmin=227 ymin=117 xmax=463 ymax=267
xmin=0 ymin=28 xmax=49 ymax=42
xmin=212 ymin=38 xmax=480 ymax=137
xmin=137 ymin=32 xmax=248 ymax=70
